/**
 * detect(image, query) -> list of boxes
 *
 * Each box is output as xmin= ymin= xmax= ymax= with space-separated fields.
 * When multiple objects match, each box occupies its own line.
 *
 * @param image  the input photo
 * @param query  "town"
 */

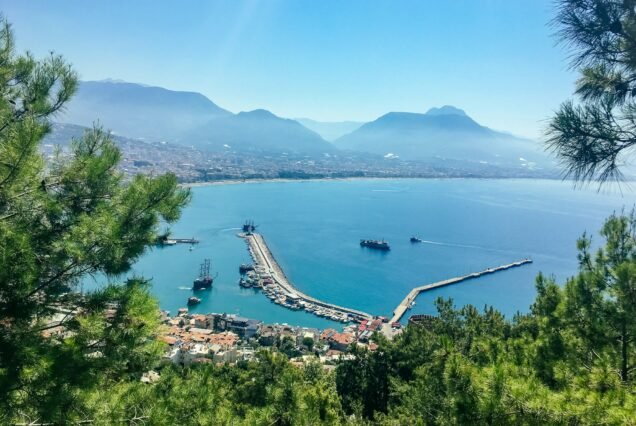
xmin=159 ymin=309 xmax=388 ymax=368
xmin=41 ymin=123 xmax=558 ymax=184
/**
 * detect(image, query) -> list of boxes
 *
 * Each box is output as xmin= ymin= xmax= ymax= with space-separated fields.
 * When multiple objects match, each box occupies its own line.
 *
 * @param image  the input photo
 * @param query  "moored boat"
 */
xmin=239 ymin=263 xmax=255 ymax=274
xmin=187 ymin=296 xmax=201 ymax=306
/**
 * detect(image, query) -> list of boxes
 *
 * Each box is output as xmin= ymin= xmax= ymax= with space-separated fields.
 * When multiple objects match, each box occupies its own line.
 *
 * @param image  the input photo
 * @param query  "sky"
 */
xmin=0 ymin=0 xmax=576 ymax=139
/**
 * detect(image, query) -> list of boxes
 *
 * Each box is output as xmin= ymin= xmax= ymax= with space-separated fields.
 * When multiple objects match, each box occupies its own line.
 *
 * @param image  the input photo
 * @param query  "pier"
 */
xmin=241 ymin=233 xmax=374 ymax=322
xmin=389 ymin=258 xmax=533 ymax=324
xmin=158 ymin=237 xmax=200 ymax=246
xmin=171 ymin=238 xmax=199 ymax=244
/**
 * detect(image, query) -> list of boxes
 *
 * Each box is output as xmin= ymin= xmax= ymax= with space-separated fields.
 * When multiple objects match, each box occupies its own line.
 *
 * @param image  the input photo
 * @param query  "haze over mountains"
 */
xmin=295 ymin=119 xmax=363 ymax=142
xmin=184 ymin=109 xmax=335 ymax=154
xmin=335 ymin=106 xmax=547 ymax=169
xmin=55 ymin=80 xmax=552 ymax=172
xmin=60 ymin=80 xmax=231 ymax=142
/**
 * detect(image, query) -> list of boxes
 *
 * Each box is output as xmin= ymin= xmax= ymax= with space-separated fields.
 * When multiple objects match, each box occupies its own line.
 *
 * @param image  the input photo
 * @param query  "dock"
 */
xmin=171 ymin=238 xmax=199 ymax=244
xmin=158 ymin=237 xmax=200 ymax=246
xmin=241 ymin=233 xmax=374 ymax=322
xmin=389 ymin=259 xmax=533 ymax=324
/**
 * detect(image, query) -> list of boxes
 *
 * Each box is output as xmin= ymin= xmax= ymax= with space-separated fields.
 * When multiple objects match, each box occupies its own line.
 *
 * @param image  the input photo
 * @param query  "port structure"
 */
xmin=389 ymin=259 xmax=533 ymax=324
xmin=240 ymin=230 xmax=533 ymax=332
xmin=240 ymin=232 xmax=374 ymax=322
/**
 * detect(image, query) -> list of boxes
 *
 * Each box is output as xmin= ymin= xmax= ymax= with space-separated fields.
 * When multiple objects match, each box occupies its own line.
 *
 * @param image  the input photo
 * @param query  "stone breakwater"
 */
xmin=239 ymin=232 xmax=373 ymax=323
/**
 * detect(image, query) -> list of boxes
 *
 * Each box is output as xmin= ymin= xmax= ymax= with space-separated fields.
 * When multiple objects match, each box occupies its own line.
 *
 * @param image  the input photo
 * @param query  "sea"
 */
xmin=87 ymin=178 xmax=636 ymax=329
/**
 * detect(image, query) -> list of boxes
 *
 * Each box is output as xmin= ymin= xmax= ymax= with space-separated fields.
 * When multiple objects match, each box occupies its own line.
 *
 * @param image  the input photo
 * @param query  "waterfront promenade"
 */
xmin=389 ymin=258 xmax=533 ymax=324
xmin=241 ymin=233 xmax=374 ymax=322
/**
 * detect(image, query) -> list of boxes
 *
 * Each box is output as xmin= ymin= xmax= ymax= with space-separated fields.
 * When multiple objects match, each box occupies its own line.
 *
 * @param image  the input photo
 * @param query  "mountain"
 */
xmin=295 ymin=118 xmax=364 ymax=141
xmin=185 ymin=109 xmax=335 ymax=154
xmin=57 ymin=80 xmax=231 ymax=142
xmin=334 ymin=106 xmax=550 ymax=169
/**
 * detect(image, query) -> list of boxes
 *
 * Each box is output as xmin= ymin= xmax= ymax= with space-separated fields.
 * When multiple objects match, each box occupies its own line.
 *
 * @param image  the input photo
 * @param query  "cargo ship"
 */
xmin=360 ymin=239 xmax=390 ymax=250
xmin=193 ymin=259 xmax=214 ymax=290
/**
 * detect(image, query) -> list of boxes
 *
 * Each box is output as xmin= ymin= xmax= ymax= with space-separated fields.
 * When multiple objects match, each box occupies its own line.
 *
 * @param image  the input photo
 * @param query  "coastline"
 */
xmin=179 ymin=175 xmax=569 ymax=189
xmin=181 ymin=176 xmax=394 ymax=188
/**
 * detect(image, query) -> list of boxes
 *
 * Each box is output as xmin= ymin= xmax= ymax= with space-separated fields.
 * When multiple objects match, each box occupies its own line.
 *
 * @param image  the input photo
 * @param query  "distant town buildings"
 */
xmin=160 ymin=309 xmax=391 ymax=367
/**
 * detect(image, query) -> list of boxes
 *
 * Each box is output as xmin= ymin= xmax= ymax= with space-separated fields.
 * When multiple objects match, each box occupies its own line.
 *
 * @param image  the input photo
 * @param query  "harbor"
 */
xmin=389 ymin=258 xmax=534 ymax=324
xmin=238 ymin=229 xmax=534 ymax=329
xmin=239 ymin=232 xmax=374 ymax=323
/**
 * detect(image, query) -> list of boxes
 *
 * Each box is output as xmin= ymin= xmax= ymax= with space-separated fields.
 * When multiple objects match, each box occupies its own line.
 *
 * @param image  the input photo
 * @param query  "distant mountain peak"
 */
xmin=238 ymin=109 xmax=278 ymax=119
xmin=425 ymin=105 xmax=467 ymax=117
xmin=97 ymin=78 xmax=129 ymax=84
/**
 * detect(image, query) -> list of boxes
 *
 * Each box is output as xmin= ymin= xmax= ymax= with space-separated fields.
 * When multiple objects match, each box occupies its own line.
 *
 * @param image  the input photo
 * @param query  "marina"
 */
xmin=240 ymin=232 xmax=374 ymax=323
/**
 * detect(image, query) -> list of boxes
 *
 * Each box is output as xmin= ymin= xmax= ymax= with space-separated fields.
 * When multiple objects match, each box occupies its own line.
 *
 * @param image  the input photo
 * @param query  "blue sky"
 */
xmin=1 ymin=0 xmax=575 ymax=138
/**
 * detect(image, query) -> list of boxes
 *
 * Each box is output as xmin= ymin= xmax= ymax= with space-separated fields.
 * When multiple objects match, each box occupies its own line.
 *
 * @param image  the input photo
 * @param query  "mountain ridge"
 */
xmin=334 ymin=106 xmax=549 ymax=169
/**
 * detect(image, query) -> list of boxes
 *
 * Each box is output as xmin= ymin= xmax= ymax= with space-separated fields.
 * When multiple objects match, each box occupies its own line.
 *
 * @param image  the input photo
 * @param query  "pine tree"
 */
xmin=0 ymin=17 xmax=190 ymax=423
xmin=547 ymin=0 xmax=636 ymax=184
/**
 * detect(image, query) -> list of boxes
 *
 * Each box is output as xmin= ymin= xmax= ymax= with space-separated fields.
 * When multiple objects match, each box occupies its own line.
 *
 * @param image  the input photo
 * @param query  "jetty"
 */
xmin=171 ymin=238 xmax=200 ymax=244
xmin=158 ymin=237 xmax=199 ymax=246
xmin=389 ymin=258 xmax=533 ymax=324
xmin=240 ymin=233 xmax=374 ymax=322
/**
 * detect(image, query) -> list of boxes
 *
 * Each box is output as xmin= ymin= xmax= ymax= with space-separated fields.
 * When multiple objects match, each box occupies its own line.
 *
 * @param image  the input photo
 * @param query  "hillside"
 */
xmin=56 ymin=80 xmax=231 ymax=142
xmin=335 ymin=106 xmax=551 ymax=170
xmin=185 ymin=109 xmax=336 ymax=154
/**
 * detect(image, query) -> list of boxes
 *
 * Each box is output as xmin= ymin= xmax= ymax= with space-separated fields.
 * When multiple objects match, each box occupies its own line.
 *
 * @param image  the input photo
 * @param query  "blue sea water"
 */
xmin=90 ymin=178 xmax=635 ymax=329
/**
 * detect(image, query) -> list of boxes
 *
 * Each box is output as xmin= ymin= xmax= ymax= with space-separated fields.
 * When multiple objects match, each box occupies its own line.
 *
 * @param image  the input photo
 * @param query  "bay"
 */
xmin=91 ymin=178 xmax=635 ymax=329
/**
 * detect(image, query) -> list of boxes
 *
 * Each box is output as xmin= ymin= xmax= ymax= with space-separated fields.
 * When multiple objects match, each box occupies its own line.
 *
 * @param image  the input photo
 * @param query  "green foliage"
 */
xmin=333 ymin=212 xmax=636 ymax=425
xmin=547 ymin=0 xmax=636 ymax=184
xmin=0 ymin=16 xmax=190 ymax=423
xmin=76 ymin=354 xmax=344 ymax=425
xmin=2 ymin=6 xmax=636 ymax=424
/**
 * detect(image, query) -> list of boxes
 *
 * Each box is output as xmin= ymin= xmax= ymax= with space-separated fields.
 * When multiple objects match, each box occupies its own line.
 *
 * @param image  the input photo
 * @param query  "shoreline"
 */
xmin=180 ymin=175 xmax=570 ymax=189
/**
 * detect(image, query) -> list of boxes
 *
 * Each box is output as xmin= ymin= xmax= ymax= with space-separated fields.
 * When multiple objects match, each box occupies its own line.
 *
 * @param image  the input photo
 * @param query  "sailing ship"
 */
xmin=193 ymin=259 xmax=214 ymax=290
xmin=242 ymin=220 xmax=258 ymax=234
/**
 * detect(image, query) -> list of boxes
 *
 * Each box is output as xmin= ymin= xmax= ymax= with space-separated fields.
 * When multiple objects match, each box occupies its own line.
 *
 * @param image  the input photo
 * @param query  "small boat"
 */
xmin=187 ymin=296 xmax=201 ymax=306
xmin=239 ymin=263 xmax=255 ymax=274
xmin=239 ymin=278 xmax=252 ymax=288
xmin=410 ymin=237 xmax=423 ymax=243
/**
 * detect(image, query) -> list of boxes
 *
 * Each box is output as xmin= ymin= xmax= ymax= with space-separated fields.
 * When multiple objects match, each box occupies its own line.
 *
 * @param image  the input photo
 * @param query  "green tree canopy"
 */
xmin=548 ymin=0 xmax=636 ymax=183
xmin=0 ymin=17 xmax=190 ymax=423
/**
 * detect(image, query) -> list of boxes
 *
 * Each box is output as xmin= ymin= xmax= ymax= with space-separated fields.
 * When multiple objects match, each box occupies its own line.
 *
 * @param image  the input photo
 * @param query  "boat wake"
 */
xmin=177 ymin=286 xmax=191 ymax=290
xmin=220 ymin=227 xmax=241 ymax=232
xmin=419 ymin=239 xmax=518 ymax=255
